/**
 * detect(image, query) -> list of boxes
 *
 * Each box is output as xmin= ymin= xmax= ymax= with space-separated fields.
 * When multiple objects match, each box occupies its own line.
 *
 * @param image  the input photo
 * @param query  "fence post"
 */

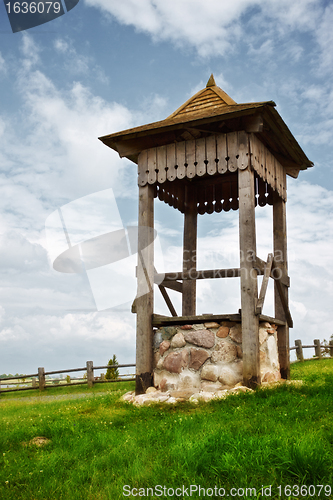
xmin=32 ymin=378 xmax=37 ymax=388
xmin=330 ymin=340 xmax=333 ymax=358
xmin=314 ymin=339 xmax=322 ymax=359
xmin=295 ymin=339 xmax=304 ymax=362
xmin=87 ymin=361 xmax=94 ymax=388
xmin=38 ymin=367 xmax=45 ymax=390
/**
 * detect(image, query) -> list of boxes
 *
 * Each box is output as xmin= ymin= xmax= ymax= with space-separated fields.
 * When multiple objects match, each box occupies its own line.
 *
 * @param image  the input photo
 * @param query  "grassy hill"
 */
xmin=1 ymin=359 xmax=333 ymax=499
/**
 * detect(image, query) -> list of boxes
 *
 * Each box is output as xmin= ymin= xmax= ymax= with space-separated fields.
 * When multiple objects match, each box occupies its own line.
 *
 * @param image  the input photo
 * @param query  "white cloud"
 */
xmin=84 ymin=0 xmax=323 ymax=57
xmin=0 ymin=311 xmax=136 ymax=374
xmin=0 ymin=51 xmax=6 ymax=75
xmin=313 ymin=4 xmax=333 ymax=74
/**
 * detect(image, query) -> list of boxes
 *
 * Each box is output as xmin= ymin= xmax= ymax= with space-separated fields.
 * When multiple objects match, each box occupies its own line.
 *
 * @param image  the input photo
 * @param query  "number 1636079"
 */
xmin=5 ymin=2 xmax=62 ymax=14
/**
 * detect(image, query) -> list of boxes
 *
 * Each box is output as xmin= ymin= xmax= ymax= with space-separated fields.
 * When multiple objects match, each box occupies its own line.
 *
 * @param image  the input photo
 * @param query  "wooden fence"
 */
xmin=1 ymin=340 xmax=332 ymax=394
xmin=0 ymin=362 xmax=135 ymax=394
xmin=290 ymin=339 xmax=333 ymax=362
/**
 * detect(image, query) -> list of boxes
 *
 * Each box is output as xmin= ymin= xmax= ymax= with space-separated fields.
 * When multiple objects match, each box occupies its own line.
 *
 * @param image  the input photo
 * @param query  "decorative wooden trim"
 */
xmin=139 ymin=132 xmax=287 ymax=209
xmin=249 ymin=134 xmax=286 ymax=201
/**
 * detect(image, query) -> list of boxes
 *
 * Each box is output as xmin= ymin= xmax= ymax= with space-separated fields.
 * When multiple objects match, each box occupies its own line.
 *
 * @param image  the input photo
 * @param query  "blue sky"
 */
xmin=0 ymin=0 xmax=332 ymax=375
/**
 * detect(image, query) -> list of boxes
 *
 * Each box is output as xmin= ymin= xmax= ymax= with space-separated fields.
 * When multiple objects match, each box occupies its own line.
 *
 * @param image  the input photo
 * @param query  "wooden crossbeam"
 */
xmin=156 ymin=268 xmax=241 ymax=282
xmin=255 ymin=253 xmax=273 ymax=315
xmin=156 ymin=264 xmax=289 ymax=286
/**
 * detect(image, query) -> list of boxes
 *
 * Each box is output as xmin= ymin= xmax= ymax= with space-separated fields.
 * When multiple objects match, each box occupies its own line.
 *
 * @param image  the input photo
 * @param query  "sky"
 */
xmin=0 ymin=0 xmax=332 ymax=375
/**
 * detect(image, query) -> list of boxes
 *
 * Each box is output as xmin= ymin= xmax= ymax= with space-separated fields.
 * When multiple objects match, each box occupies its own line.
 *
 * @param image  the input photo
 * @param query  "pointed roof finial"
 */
xmin=206 ymin=74 xmax=216 ymax=87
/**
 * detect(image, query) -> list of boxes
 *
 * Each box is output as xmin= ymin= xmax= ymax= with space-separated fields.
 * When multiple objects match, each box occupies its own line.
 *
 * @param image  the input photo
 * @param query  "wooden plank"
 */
xmin=205 ymin=184 xmax=214 ymax=214
xmin=196 ymin=137 xmax=206 ymax=176
xmin=238 ymin=166 xmax=260 ymax=388
xmin=230 ymin=177 xmax=239 ymax=211
xmin=273 ymin=193 xmax=290 ymax=380
xmin=176 ymin=141 xmax=186 ymax=179
xmin=206 ymin=135 xmax=217 ymax=175
xmin=222 ymin=181 xmax=231 ymax=212
xmin=250 ymin=134 xmax=260 ymax=174
xmin=255 ymin=253 xmax=273 ymax=315
xmin=197 ymin=184 xmax=206 ymax=215
xmin=266 ymin=148 xmax=275 ymax=191
xmin=275 ymin=156 xmax=281 ymax=198
xmin=166 ymin=143 xmax=177 ymax=182
xmin=258 ymin=314 xmax=286 ymax=327
xmin=258 ymin=177 xmax=267 ymax=207
xmin=227 ymin=131 xmax=238 ymax=172
xmin=152 ymin=313 xmax=242 ymax=327
xmin=136 ymin=184 xmax=154 ymax=394
xmin=216 ymin=133 xmax=228 ymax=174
xmin=182 ymin=188 xmax=197 ymax=316
xmin=237 ymin=131 xmax=249 ymax=170
xmin=214 ymin=182 xmax=223 ymax=213
xmin=157 ymin=145 xmax=167 ymax=183
xmin=147 ymin=148 xmax=157 ymax=184
xmin=282 ymin=169 xmax=287 ymax=202
xmin=138 ymin=150 xmax=148 ymax=187
xmin=260 ymin=140 xmax=266 ymax=181
xmin=185 ymin=139 xmax=196 ymax=178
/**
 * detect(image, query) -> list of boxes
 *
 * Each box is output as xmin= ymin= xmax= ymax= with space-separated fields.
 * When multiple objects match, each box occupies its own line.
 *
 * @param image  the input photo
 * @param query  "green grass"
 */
xmin=1 ymin=361 xmax=333 ymax=499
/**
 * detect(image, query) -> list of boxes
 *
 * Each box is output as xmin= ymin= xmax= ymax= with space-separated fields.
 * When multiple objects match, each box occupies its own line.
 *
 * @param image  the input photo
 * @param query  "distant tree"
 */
xmin=105 ymin=355 xmax=119 ymax=380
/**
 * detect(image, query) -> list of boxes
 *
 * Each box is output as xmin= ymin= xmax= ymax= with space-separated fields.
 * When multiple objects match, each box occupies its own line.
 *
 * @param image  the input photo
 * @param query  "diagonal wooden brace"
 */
xmin=272 ymin=258 xmax=293 ymax=328
xmin=255 ymin=253 xmax=273 ymax=315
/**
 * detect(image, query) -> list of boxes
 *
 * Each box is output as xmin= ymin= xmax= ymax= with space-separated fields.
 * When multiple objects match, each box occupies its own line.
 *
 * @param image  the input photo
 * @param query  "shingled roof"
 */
xmin=99 ymin=75 xmax=313 ymax=177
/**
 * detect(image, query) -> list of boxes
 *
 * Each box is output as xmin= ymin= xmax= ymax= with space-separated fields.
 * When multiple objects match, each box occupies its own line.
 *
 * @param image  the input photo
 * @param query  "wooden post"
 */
xmin=38 ymin=367 xmax=45 ymax=391
xmin=32 ymin=377 xmax=37 ymax=388
xmin=295 ymin=339 xmax=304 ymax=362
xmin=330 ymin=340 xmax=333 ymax=358
xmin=182 ymin=187 xmax=197 ymax=316
xmin=314 ymin=339 xmax=322 ymax=359
xmin=273 ymin=191 xmax=290 ymax=379
xmin=238 ymin=167 xmax=260 ymax=388
xmin=86 ymin=361 xmax=94 ymax=388
xmin=136 ymin=183 xmax=155 ymax=394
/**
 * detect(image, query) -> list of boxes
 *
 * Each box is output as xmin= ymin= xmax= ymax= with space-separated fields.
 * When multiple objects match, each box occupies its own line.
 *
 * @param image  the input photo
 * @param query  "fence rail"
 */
xmin=1 ymin=339 xmax=332 ymax=394
xmin=290 ymin=339 xmax=333 ymax=362
xmin=0 ymin=362 xmax=135 ymax=394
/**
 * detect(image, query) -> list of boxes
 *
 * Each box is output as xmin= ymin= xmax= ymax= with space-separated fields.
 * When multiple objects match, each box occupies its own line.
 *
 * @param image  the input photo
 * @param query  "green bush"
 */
xmin=105 ymin=355 xmax=119 ymax=380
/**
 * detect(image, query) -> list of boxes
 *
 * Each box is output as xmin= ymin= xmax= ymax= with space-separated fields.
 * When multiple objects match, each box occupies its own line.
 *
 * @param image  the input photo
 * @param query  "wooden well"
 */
xmin=99 ymin=75 xmax=313 ymax=394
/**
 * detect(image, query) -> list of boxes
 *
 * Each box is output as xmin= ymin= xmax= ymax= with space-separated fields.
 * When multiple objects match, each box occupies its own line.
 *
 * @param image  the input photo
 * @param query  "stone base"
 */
xmin=152 ymin=320 xmax=281 ymax=392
